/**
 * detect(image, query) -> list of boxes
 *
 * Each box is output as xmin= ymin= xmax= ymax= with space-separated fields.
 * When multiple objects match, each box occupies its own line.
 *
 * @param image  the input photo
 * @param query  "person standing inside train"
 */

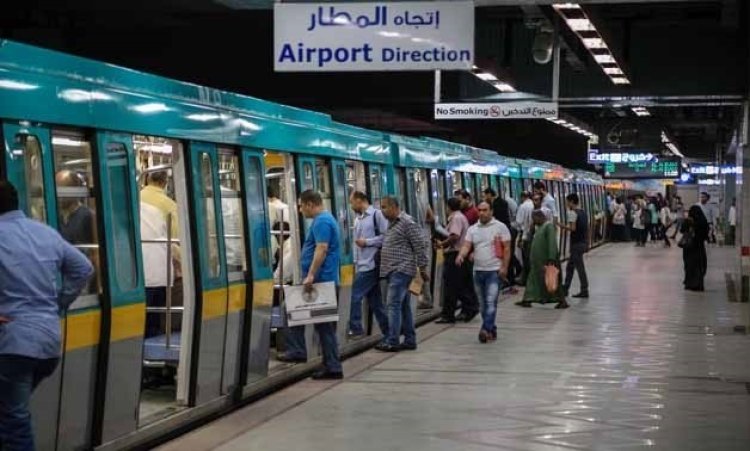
xmin=375 ymin=196 xmax=429 ymax=352
xmin=559 ymin=193 xmax=589 ymax=299
xmin=347 ymin=191 xmax=389 ymax=338
xmin=0 ymin=180 xmax=94 ymax=451
xmin=455 ymin=202 xmax=511 ymax=343
xmin=533 ymin=181 xmax=559 ymax=224
xmin=277 ymin=190 xmax=343 ymax=379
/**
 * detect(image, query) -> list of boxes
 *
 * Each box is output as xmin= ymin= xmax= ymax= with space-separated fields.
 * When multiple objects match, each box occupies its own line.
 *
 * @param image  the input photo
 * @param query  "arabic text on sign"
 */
xmin=307 ymin=6 xmax=441 ymax=31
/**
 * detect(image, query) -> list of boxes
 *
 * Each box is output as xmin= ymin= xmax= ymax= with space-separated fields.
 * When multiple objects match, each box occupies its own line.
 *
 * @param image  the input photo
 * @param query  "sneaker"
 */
xmin=311 ymin=370 xmax=343 ymax=380
xmin=478 ymin=329 xmax=489 ymax=343
xmin=490 ymin=330 xmax=497 ymax=341
xmin=435 ymin=317 xmax=455 ymax=324
xmin=347 ymin=330 xmax=365 ymax=338
xmin=399 ymin=343 xmax=417 ymax=351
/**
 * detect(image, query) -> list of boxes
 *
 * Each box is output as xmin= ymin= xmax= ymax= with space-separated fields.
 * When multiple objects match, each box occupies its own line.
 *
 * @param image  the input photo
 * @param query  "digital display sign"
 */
xmin=602 ymin=156 xmax=681 ymax=179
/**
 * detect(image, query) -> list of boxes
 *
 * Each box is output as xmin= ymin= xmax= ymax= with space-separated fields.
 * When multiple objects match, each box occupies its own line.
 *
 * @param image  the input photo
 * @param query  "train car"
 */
xmin=0 ymin=39 xmax=606 ymax=451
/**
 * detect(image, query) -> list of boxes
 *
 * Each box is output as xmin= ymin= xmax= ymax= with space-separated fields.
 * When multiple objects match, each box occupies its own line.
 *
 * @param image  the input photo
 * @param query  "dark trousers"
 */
xmin=728 ymin=225 xmax=736 ymax=245
xmin=564 ymin=242 xmax=589 ymax=293
xmin=284 ymin=322 xmax=342 ymax=373
xmin=508 ymin=229 xmax=522 ymax=284
xmin=441 ymin=252 xmax=478 ymax=320
xmin=0 ymin=355 xmax=59 ymax=451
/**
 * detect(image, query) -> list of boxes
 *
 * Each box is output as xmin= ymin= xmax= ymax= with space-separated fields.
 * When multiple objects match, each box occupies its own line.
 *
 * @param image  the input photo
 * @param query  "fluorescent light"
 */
xmin=593 ymin=54 xmax=616 ymax=64
xmin=186 ymin=113 xmax=220 ymax=122
xmin=52 ymin=137 xmax=86 ymax=147
xmin=553 ymin=3 xmax=582 ymax=9
xmin=582 ymin=38 xmax=607 ymax=49
xmin=566 ymin=18 xmax=595 ymax=31
xmin=131 ymin=102 xmax=170 ymax=114
xmin=493 ymin=82 xmax=516 ymax=92
xmin=611 ymin=76 xmax=630 ymax=85
xmin=603 ymin=67 xmax=623 ymax=75
xmin=476 ymin=73 xmax=498 ymax=82
xmin=0 ymin=79 xmax=38 ymax=90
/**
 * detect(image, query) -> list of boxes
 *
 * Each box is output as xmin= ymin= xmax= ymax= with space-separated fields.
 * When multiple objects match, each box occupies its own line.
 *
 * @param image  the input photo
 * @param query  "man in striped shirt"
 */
xmin=375 ymin=197 xmax=429 ymax=352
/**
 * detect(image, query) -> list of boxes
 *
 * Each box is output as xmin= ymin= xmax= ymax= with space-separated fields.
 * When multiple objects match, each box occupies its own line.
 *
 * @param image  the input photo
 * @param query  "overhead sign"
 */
xmin=434 ymin=102 xmax=558 ymax=120
xmin=688 ymin=164 xmax=741 ymax=175
xmin=602 ymin=156 xmax=681 ymax=179
xmin=588 ymin=151 xmax=656 ymax=164
xmin=274 ymin=2 xmax=474 ymax=71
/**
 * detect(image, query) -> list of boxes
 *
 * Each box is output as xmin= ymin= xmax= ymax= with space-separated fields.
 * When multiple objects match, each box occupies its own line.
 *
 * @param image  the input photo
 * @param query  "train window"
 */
xmin=479 ymin=174 xmax=489 ymax=196
xmin=448 ymin=171 xmax=461 ymax=194
xmin=200 ymin=153 xmax=221 ymax=278
xmin=218 ymin=151 xmax=247 ymax=277
xmin=105 ymin=142 xmax=138 ymax=291
xmin=299 ymin=161 xmax=314 ymax=191
xmin=396 ymin=168 xmax=407 ymax=211
xmin=346 ymin=160 xmax=366 ymax=250
xmin=369 ymin=166 xmax=382 ymax=208
xmin=14 ymin=134 xmax=47 ymax=222
xmin=245 ymin=155 xmax=271 ymax=271
xmin=335 ymin=163 xmax=352 ymax=257
xmin=52 ymin=131 xmax=102 ymax=301
xmin=316 ymin=160 xmax=332 ymax=212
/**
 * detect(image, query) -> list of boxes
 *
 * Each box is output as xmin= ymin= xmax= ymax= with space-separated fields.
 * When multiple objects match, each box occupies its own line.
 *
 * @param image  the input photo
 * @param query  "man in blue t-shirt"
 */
xmin=278 ymin=190 xmax=343 ymax=379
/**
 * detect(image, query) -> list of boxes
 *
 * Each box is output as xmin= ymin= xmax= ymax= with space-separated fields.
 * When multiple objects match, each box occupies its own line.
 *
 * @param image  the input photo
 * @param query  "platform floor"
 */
xmin=158 ymin=243 xmax=750 ymax=451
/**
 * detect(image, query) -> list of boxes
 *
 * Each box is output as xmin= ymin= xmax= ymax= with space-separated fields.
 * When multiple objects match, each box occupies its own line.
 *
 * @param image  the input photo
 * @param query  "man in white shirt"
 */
xmin=455 ymin=202 xmax=511 ymax=343
xmin=697 ymin=192 xmax=716 ymax=244
xmin=267 ymin=185 xmax=290 ymax=258
xmin=140 ymin=202 xmax=176 ymax=338
xmin=515 ymin=191 xmax=534 ymax=285
xmin=728 ymin=198 xmax=737 ymax=246
xmin=534 ymin=181 xmax=559 ymax=223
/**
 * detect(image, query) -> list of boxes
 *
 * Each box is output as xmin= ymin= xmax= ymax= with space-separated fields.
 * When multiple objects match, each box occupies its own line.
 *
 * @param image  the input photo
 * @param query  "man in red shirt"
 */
xmin=455 ymin=190 xmax=479 ymax=225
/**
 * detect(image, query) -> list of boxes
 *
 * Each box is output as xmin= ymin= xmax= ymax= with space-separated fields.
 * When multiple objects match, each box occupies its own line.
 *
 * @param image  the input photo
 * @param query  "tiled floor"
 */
xmin=159 ymin=243 xmax=750 ymax=451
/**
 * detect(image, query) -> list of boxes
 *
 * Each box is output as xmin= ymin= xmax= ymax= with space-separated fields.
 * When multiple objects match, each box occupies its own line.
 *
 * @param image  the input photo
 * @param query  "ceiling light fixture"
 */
xmin=546 ymin=117 xmax=595 ymax=140
xmin=631 ymin=107 xmax=651 ymax=117
xmin=553 ymin=3 xmax=630 ymax=86
xmin=471 ymin=68 xmax=516 ymax=93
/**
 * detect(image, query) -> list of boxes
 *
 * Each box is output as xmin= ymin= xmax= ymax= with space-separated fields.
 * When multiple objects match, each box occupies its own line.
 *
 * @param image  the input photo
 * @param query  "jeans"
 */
xmin=385 ymin=271 xmax=416 ymax=347
xmin=284 ymin=322 xmax=342 ymax=372
xmin=349 ymin=269 xmax=388 ymax=335
xmin=0 ymin=355 xmax=59 ymax=451
xmin=564 ymin=242 xmax=589 ymax=293
xmin=473 ymin=271 xmax=501 ymax=334
xmin=441 ymin=252 xmax=477 ymax=321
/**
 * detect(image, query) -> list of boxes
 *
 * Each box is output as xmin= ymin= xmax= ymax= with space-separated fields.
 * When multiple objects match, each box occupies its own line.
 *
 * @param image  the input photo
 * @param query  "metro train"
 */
xmin=0 ymin=39 xmax=608 ymax=451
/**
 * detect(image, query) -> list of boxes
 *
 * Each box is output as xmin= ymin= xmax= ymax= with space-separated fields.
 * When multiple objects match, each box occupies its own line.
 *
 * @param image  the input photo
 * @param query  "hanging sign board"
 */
xmin=602 ymin=156 xmax=681 ymax=179
xmin=434 ymin=102 xmax=558 ymax=120
xmin=274 ymin=1 xmax=474 ymax=71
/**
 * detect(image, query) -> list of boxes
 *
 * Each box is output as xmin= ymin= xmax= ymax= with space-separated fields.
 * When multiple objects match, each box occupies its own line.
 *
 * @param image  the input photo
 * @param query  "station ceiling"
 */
xmin=1 ymin=0 xmax=748 ymax=168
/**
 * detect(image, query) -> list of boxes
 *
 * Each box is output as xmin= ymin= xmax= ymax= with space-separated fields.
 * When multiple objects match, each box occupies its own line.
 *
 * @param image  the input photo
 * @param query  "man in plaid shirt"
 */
xmin=375 ymin=197 xmax=430 ymax=352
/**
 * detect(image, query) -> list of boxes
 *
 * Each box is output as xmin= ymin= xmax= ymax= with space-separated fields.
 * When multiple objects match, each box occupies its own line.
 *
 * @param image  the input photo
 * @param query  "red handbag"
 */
xmin=544 ymin=264 xmax=559 ymax=293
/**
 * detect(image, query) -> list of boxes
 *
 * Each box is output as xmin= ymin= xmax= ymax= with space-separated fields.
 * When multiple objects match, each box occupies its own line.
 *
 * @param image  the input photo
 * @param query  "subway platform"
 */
xmin=157 ymin=243 xmax=750 ymax=451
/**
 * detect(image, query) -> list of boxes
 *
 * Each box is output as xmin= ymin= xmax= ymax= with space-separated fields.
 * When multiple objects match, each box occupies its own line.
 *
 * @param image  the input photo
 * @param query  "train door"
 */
xmin=447 ymin=170 xmax=460 ymax=196
xmin=2 ymin=124 xmax=107 ymax=451
xmin=331 ymin=160 xmax=355 ymax=344
xmin=184 ymin=144 xmax=259 ymax=404
xmin=478 ymin=174 xmax=490 ymax=199
xmin=489 ymin=174 xmax=499 ymax=195
xmin=129 ymin=136 xmax=195 ymax=429
xmin=367 ymin=163 xmax=387 ymax=208
xmin=240 ymin=149 xmax=273 ymax=384
xmin=429 ymin=169 xmax=446 ymax=314
xmin=462 ymin=172 xmax=475 ymax=201
xmin=265 ymin=151 xmax=304 ymax=372
xmin=405 ymin=167 xmax=433 ymax=313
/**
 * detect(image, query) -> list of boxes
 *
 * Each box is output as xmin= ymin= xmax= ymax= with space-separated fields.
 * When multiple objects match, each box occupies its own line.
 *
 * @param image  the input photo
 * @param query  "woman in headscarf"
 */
xmin=681 ymin=205 xmax=709 ymax=291
xmin=516 ymin=209 xmax=568 ymax=308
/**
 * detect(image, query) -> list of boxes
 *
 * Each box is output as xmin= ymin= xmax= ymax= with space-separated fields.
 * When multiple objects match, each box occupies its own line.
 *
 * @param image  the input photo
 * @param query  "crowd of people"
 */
xmin=606 ymin=190 xmax=734 ymax=292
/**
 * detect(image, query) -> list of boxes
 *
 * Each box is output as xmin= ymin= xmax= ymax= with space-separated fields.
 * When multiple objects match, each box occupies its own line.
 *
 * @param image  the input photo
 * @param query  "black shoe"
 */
xmin=277 ymin=354 xmax=306 ymax=363
xmin=572 ymin=292 xmax=589 ymax=299
xmin=311 ymin=370 xmax=343 ymax=380
xmin=462 ymin=313 xmax=477 ymax=323
xmin=399 ymin=343 xmax=417 ymax=351
xmin=478 ymin=329 xmax=489 ymax=343
xmin=347 ymin=330 xmax=365 ymax=339
xmin=375 ymin=343 xmax=400 ymax=352
xmin=555 ymin=300 xmax=570 ymax=309
xmin=435 ymin=317 xmax=455 ymax=324
xmin=515 ymin=301 xmax=532 ymax=308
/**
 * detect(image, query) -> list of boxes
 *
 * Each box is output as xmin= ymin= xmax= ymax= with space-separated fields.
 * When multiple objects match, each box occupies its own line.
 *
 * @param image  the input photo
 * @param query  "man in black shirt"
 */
xmin=559 ymin=193 xmax=589 ymax=298
xmin=483 ymin=188 xmax=511 ymax=229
